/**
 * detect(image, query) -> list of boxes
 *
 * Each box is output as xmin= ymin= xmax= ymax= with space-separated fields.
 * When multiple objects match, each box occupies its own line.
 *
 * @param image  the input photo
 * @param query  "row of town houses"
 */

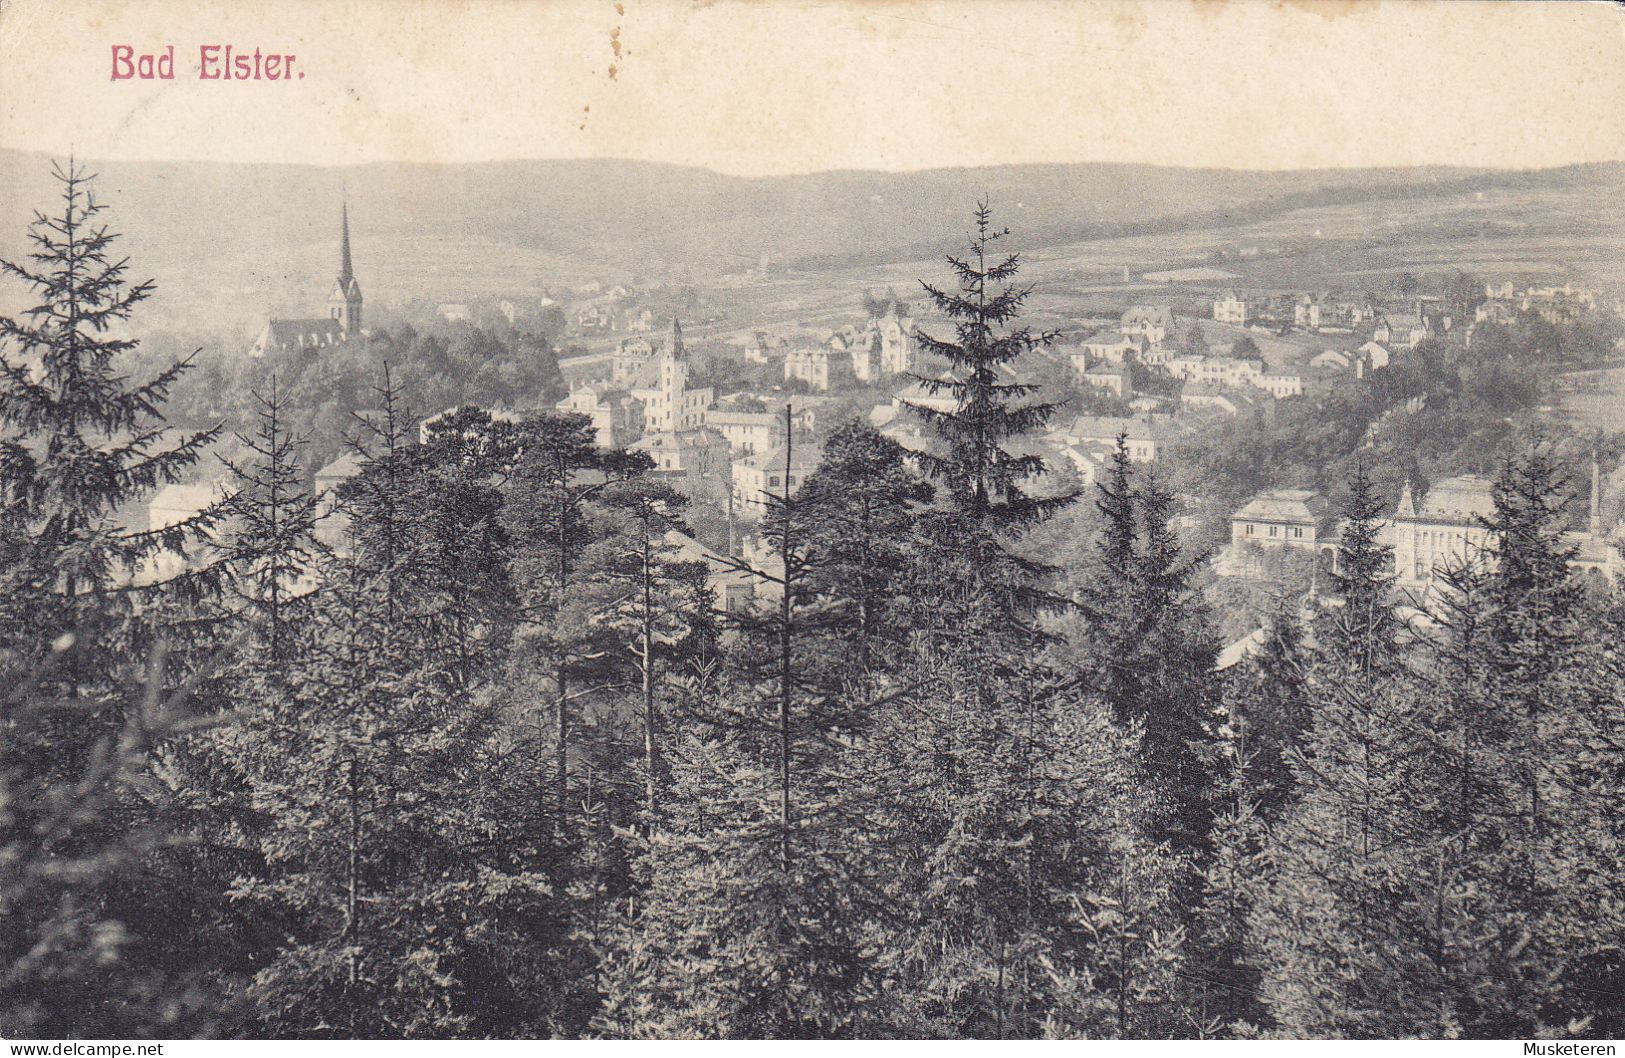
xmin=1059 ymin=296 xmax=1437 ymax=415
xmin=1219 ymin=462 xmax=1625 ymax=589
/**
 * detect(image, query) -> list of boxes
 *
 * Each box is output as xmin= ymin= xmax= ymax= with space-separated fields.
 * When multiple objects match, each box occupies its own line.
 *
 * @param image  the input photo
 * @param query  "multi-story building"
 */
xmin=630 ymin=427 xmax=731 ymax=479
xmin=1082 ymin=363 xmax=1132 ymax=399
xmin=613 ymin=337 xmax=657 ymax=383
xmin=731 ymin=438 xmax=823 ymax=519
xmin=663 ymin=529 xmax=756 ymax=613
xmin=555 ymin=385 xmax=645 ymax=449
xmin=850 ymin=294 xmax=920 ymax=381
xmin=1375 ymin=312 xmax=1429 ymax=351
xmin=1072 ymin=330 xmax=1139 ymax=367
xmin=1213 ymin=290 xmax=1249 ymax=325
xmin=1255 ymin=370 xmax=1304 ymax=399
xmin=784 ymin=345 xmax=853 ymax=392
xmin=1061 ymin=415 xmax=1159 ymax=462
xmin=1394 ymin=466 xmax=1625 ymax=588
xmin=705 ymin=409 xmax=787 ymax=457
xmin=1119 ymin=305 xmax=1173 ymax=347
xmin=1231 ymin=489 xmax=1332 ymax=551
xmin=632 ymin=320 xmax=713 ymax=433
xmin=1168 ymin=355 xmax=1262 ymax=387
xmin=1391 ymin=475 xmax=1497 ymax=586
xmin=1293 ymin=295 xmax=1322 ymax=330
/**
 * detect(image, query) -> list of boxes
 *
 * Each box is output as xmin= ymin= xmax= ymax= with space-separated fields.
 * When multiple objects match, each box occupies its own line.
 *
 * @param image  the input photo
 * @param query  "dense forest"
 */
xmin=4 ymin=167 xmax=1625 ymax=1041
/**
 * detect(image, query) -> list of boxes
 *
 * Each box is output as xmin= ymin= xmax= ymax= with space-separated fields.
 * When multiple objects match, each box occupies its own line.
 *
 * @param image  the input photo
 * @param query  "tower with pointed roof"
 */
xmin=249 ymin=200 xmax=364 ymax=358
xmin=328 ymin=201 xmax=364 ymax=336
xmin=631 ymin=318 xmax=712 ymax=434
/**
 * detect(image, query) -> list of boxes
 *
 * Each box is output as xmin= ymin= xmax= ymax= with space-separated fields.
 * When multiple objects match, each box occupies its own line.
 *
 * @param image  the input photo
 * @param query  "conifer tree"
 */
xmin=1 ymin=643 xmax=223 ymax=1037
xmin=907 ymin=201 xmax=1072 ymax=533
xmin=338 ymin=366 xmax=415 ymax=616
xmin=1074 ymin=440 xmax=1217 ymax=855
xmin=220 ymin=564 xmax=557 ymax=1038
xmin=1249 ymin=468 xmax=1441 ymax=1036
xmin=1190 ymin=714 xmax=1270 ymax=1035
xmin=795 ymin=420 xmax=933 ymax=677
xmin=1219 ymin=608 xmax=1312 ymax=819
xmin=1480 ymin=443 xmax=1584 ymax=844
xmin=0 ymin=163 xmax=223 ymax=1037
xmin=592 ymin=473 xmax=715 ymax=829
xmin=213 ymin=375 xmax=323 ymax=661
xmin=601 ymin=412 xmax=885 ymax=1038
xmin=1317 ymin=461 xmax=1400 ymax=676
xmin=0 ymin=160 xmax=220 ymax=683
xmin=502 ymin=412 xmax=613 ymax=830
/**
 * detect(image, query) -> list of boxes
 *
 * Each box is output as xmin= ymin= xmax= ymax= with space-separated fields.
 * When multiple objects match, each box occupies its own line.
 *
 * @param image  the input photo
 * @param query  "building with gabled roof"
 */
xmin=555 ymin=384 xmax=645 ymax=449
xmin=731 ymin=437 xmax=822 ymax=519
xmin=1062 ymin=415 xmax=1160 ymax=462
xmin=1083 ymin=362 xmax=1132 ymax=399
xmin=1071 ymin=329 xmax=1139 ymax=368
xmin=1120 ymin=304 xmax=1174 ymax=345
xmin=1375 ymin=312 xmax=1428 ymax=351
xmin=251 ymin=202 xmax=363 ymax=357
xmin=662 ymin=529 xmax=756 ymax=614
xmin=1213 ymin=290 xmax=1249 ymax=325
xmin=629 ymin=426 xmax=730 ymax=479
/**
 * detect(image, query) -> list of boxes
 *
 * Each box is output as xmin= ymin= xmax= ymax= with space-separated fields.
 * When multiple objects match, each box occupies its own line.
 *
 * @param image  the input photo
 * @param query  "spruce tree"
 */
xmin=0 ymin=162 xmax=223 ymax=1037
xmin=795 ymin=419 xmax=932 ymax=677
xmin=213 ymin=375 xmax=323 ymax=661
xmin=1318 ymin=461 xmax=1400 ymax=676
xmin=907 ymin=201 xmax=1072 ymax=533
xmin=602 ymin=413 xmax=884 ymax=1038
xmin=220 ymin=564 xmax=557 ymax=1037
xmin=0 ymin=160 xmax=220 ymax=683
xmin=1074 ymin=440 xmax=1217 ymax=856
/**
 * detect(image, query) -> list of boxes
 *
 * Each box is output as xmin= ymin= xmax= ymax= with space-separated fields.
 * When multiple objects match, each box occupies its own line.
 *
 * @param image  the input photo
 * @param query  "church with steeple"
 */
xmin=249 ymin=202 xmax=365 ymax=358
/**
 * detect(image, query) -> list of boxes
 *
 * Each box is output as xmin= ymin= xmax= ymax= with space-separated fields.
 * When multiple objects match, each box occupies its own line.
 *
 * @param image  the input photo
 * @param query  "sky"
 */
xmin=2 ymin=0 xmax=1623 ymax=176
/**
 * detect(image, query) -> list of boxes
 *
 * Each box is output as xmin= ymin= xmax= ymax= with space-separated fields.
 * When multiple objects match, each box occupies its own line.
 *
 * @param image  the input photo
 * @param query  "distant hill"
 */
xmin=1 ymin=148 xmax=1622 ymax=329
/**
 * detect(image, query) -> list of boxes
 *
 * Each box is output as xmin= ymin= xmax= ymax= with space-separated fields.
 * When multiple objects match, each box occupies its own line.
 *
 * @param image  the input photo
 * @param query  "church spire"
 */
xmin=339 ymin=199 xmax=354 ymax=284
xmin=330 ymin=197 xmax=363 ymax=335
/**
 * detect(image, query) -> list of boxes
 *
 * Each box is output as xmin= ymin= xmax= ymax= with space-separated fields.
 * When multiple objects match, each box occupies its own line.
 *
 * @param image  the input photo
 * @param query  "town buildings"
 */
xmin=1213 ymin=290 xmax=1249 ymax=325
xmin=630 ymin=426 xmax=731 ymax=478
xmin=784 ymin=345 xmax=854 ymax=392
xmin=731 ymin=438 xmax=822 ymax=518
xmin=850 ymin=294 xmax=921 ymax=381
xmin=557 ymin=319 xmax=714 ymax=440
xmin=1120 ymin=305 xmax=1174 ymax=346
xmin=1375 ymin=312 xmax=1429 ymax=351
xmin=1072 ymin=330 xmax=1139 ymax=367
xmin=1231 ymin=489 xmax=1333 ymax=551
xmin=1483 ymin=279 xmax=1597 ymax=325
xmin=1061 ymin=415 xmax=1160 ymax=463
xmin=1083 ymin=363 xmax=1132 ymax=399
xmin=556 ymin=385 xmax=644 ymax=449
